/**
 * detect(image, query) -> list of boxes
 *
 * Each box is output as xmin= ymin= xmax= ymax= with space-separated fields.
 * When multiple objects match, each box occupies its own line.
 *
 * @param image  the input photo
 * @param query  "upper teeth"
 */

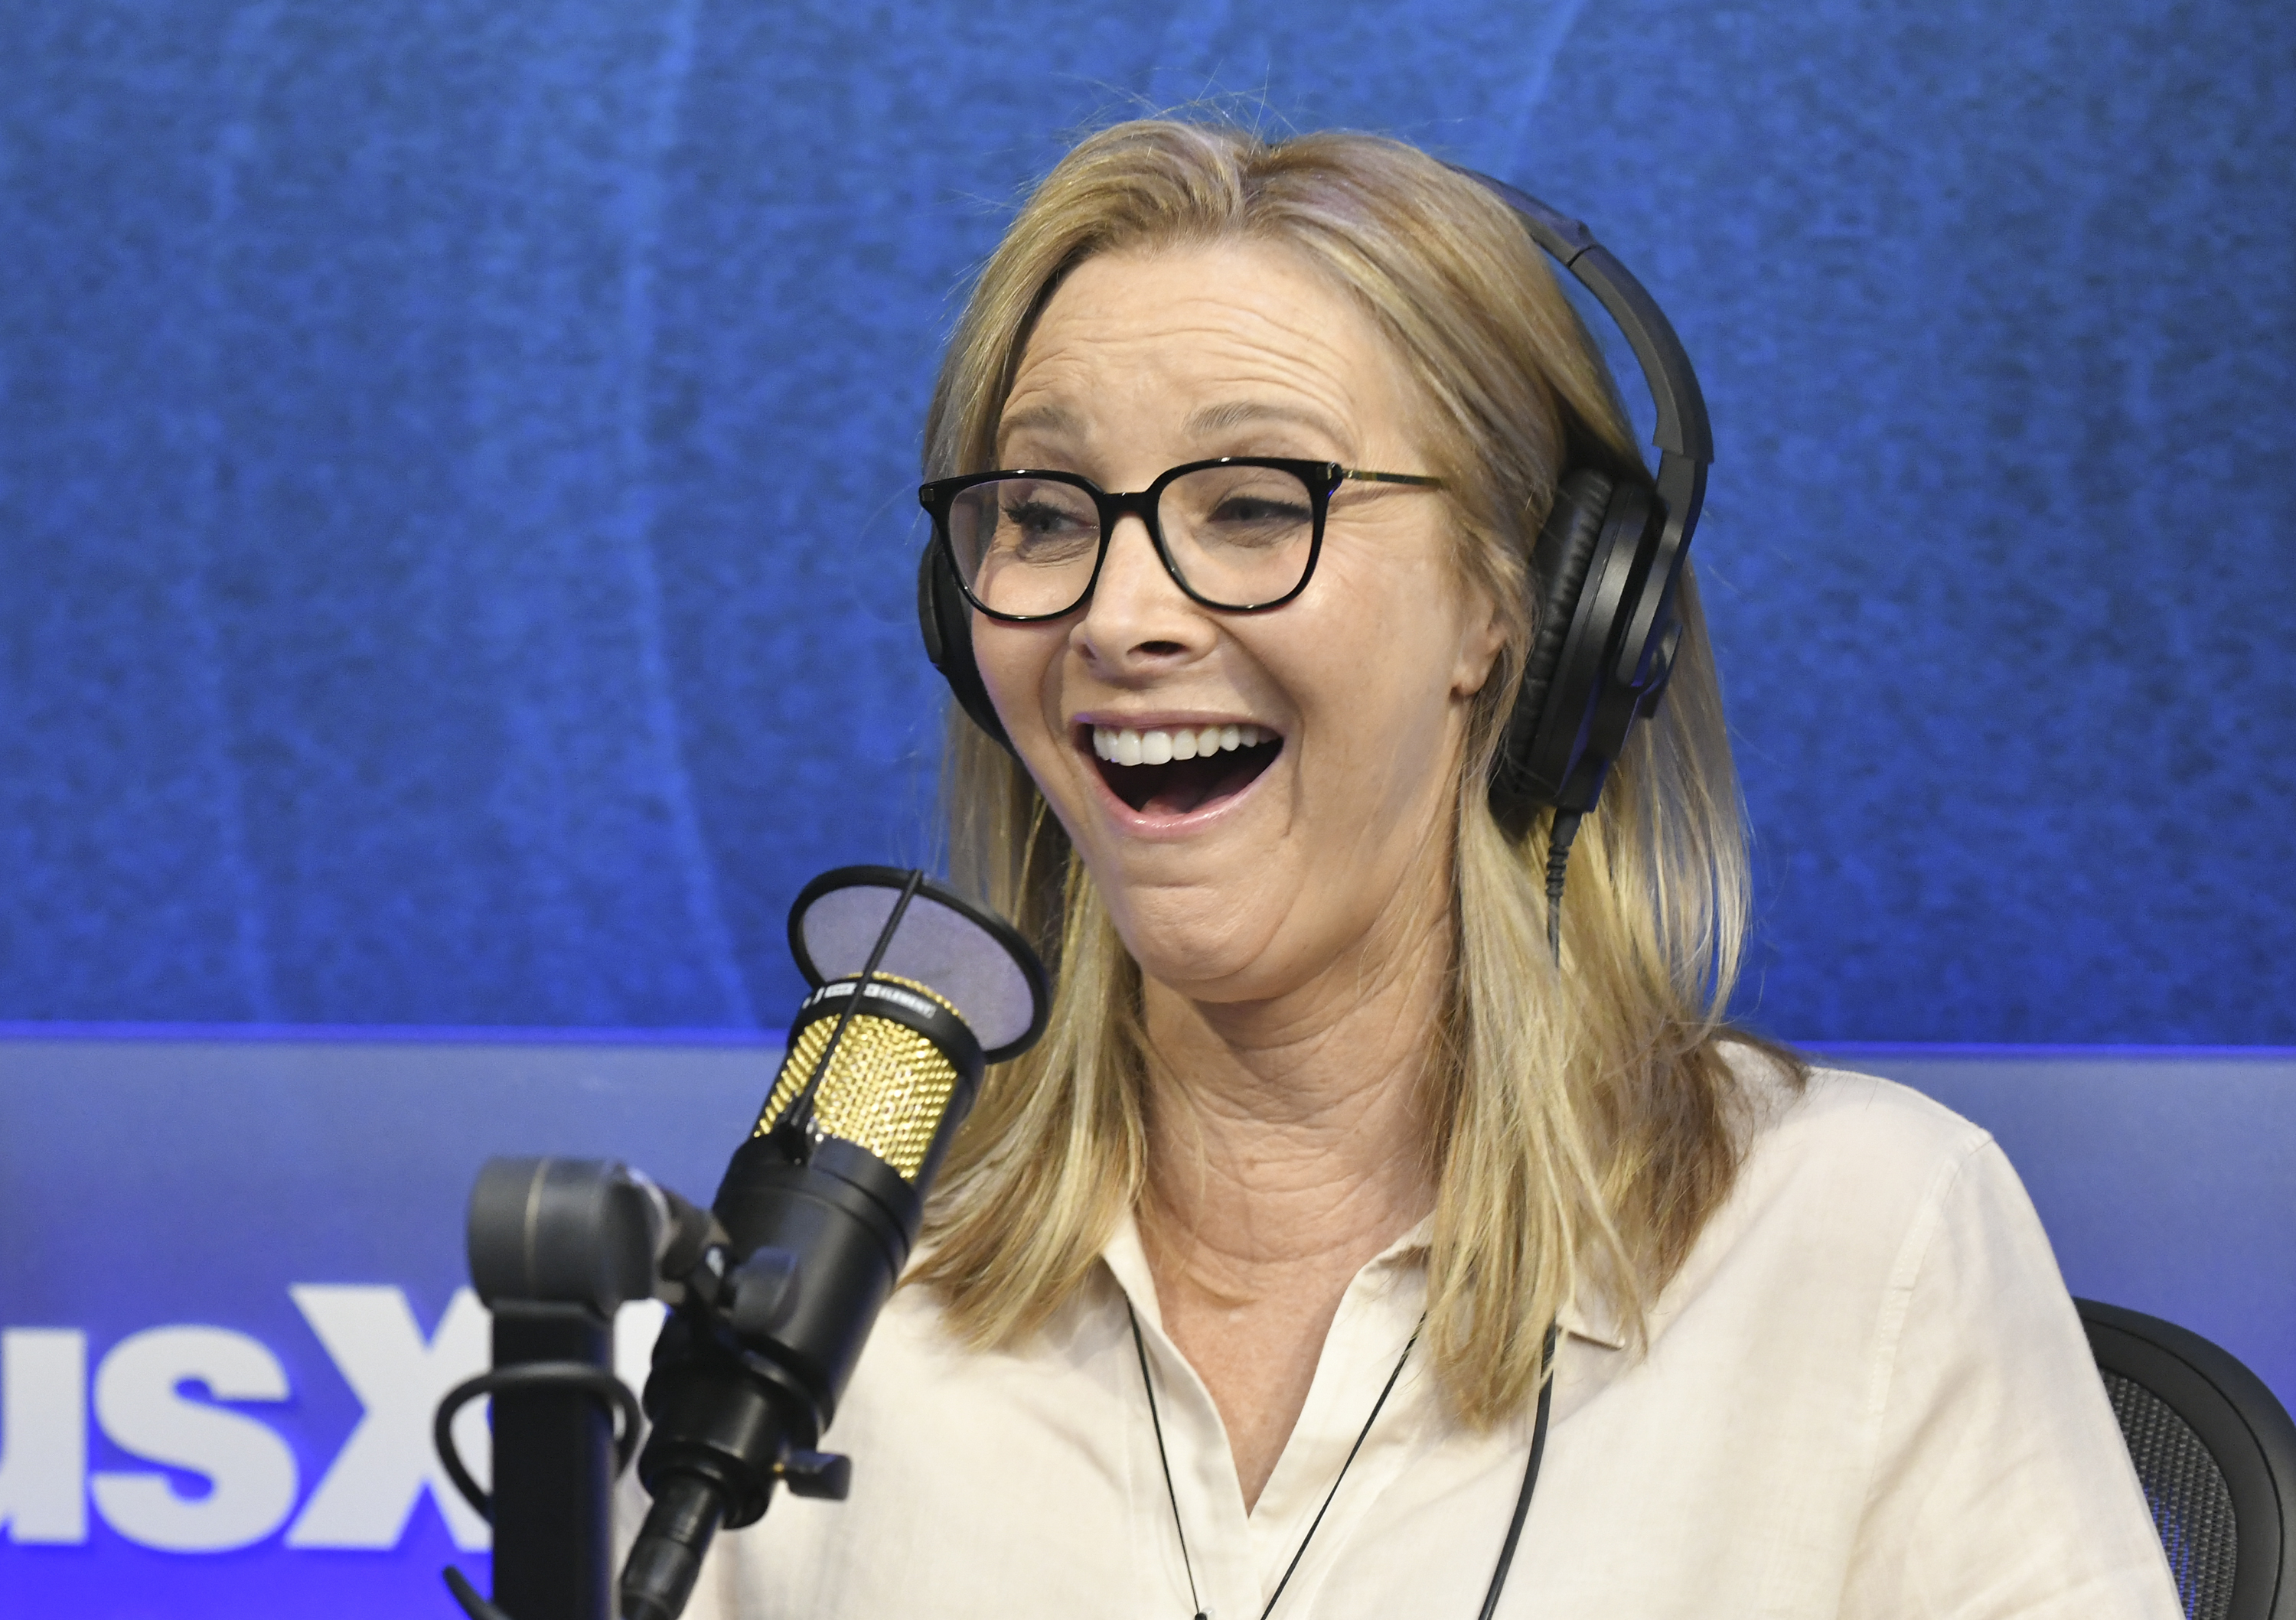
xmin=1091 ymin=723 xmax=1271 ymax=766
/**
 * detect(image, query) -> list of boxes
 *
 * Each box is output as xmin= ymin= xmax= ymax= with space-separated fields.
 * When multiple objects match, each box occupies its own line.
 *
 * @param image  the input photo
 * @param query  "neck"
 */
xmin=1137 ymin=882 xmax=1448 ymax=1297
xmin=1125 ymin=823 xmax=1457 ymax=1511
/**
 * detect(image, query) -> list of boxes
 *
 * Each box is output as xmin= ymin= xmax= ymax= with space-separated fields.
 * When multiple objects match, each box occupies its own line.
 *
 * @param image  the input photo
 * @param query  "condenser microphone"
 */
xmin=618 ymin=866 xmax=1049 ymax=1620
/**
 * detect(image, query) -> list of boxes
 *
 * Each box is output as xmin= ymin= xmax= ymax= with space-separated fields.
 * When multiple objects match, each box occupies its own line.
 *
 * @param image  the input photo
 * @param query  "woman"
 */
xmin=683 ymin=121 xmax=2177 ymax=1618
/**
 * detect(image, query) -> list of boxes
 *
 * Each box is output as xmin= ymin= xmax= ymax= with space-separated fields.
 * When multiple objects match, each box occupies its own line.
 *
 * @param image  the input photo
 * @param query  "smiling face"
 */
xmin=971 ymin=241 xmax=1505 ymax=1008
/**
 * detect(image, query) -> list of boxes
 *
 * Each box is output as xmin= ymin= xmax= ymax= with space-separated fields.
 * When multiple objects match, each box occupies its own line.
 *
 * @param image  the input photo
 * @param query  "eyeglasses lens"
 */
xmin=949 ymin=477 xmax=1100 ymax=618
xmin=1159 ymin=464 xmax=1317 ymax=608
xmin=949 ymin=464 xmax=1317 ymax=616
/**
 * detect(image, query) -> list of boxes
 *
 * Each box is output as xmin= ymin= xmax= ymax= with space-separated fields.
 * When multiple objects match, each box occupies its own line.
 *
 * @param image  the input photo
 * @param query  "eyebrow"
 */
xmin=1182 ymin=399 xmax=1352 ymax=452
xmin=994 ymin=397 xmax=1355 ymax=464
xmin=995 ymin=403 xmax=1083 ymax=458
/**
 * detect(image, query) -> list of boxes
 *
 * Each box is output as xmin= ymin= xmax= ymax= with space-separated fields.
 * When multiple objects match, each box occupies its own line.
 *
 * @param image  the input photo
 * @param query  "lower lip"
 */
xmin=1078 ymin=739 xmax=1280 ymax=842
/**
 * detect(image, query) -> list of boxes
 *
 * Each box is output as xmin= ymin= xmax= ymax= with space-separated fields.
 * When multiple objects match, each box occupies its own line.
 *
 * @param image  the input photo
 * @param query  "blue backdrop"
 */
xmin=2 ymin=0 xmax=2290 ymax=1041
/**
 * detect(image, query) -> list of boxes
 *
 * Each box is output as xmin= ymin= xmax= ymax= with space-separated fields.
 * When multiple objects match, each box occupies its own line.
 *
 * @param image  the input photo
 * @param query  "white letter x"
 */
xmin=285 ymin=1286 xmax=491 ymax=1550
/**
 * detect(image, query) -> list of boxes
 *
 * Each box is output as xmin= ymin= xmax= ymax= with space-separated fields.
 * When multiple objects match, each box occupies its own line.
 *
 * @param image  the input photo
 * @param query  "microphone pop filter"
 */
xmin=787 ymin=866 xmax=1049 ymax=1062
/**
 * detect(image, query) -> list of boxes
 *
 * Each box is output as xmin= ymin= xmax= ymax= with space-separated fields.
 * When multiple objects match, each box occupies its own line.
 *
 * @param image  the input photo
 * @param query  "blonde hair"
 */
xmin=911 ymin=119 xmax=1797 ymax=1425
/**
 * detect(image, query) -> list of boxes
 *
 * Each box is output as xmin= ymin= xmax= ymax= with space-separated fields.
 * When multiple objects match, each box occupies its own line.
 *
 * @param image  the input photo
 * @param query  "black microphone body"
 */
xmin=620 ymin=971 xmax=990 ymax=1620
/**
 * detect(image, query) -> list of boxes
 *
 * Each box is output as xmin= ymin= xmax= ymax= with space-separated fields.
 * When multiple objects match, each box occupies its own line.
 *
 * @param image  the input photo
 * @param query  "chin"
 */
xmin=1096 ymin=872 xmax=1306 ymax=1001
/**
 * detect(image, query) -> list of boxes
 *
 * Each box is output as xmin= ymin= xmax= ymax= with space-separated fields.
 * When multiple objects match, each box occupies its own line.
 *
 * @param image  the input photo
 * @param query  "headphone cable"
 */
xmin=1544 ymin=810 xmax=1582 ymax=963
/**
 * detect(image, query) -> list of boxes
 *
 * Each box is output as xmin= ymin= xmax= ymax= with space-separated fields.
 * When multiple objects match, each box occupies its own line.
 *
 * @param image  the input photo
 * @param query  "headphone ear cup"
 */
xmin=916 ymin=539 xmax=951 ymax=671
xmin=915 ymin=541 xmax=1016 ymax=754
xmin=1489 ymin=468 xmax=1613 ymax=832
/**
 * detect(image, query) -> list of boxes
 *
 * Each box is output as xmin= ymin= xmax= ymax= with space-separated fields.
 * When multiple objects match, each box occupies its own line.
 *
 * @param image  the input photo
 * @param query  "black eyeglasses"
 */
xmin=918 ymin=457 xmax=1444 ymax=621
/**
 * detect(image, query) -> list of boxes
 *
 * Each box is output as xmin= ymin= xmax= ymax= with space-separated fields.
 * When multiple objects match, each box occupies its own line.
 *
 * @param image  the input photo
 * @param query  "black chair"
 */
xmin=2079 ymin=1299 xmax=2296 ymax=1620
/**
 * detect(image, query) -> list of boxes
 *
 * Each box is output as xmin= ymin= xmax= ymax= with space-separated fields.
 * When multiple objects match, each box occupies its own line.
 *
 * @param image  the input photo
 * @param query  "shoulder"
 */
xmin=834 ymin=1255 xmax=1130 ymax=1449
xmin=1725 ymin=1044 xmax=2003 ymax=1225
xmin=677 ymin=1268 xmax=1139 ymax=1619
xmin=1729 ymin=1041 xmax=1991 ymax=1167
xmin=1645 ymin=1045 xmax=2035 ymax=1341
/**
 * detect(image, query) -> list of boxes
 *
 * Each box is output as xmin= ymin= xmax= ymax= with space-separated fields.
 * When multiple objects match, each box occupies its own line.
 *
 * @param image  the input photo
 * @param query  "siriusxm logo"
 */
xmin=0 ymin=1288 xmax=662 ymax=1554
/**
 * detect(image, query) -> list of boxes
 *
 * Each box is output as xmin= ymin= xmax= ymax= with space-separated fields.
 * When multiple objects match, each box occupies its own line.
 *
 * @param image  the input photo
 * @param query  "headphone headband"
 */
xmin=1456 ymin=174 xmax=1713 ymax=465
xmin=1453 ymin=171 xmax=1712 ymax=593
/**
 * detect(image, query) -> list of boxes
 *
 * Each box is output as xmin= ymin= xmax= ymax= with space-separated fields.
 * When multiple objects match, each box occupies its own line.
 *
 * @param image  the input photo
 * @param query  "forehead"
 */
xmin=999 ymin=240 xmax=1419 ymax=457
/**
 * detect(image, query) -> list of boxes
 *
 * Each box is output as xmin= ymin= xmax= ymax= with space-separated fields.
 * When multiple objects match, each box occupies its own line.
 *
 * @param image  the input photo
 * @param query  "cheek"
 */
xmin=1309 ymin=676 xmax=1459 ymax=834
xmin=1287 ymin=595 xmax=1477 ymax=786
xmin=969 ymin=620 xmax=1059 ymax=743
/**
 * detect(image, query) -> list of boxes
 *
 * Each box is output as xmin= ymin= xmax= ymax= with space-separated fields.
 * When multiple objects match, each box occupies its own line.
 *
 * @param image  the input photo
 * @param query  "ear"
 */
xmin=1449 ymin=582 xmax=1510 ymax=700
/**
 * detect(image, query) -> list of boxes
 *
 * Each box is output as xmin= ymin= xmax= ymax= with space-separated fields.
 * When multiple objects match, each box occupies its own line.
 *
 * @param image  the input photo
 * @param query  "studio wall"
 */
xmin=1 ymin=0 xmax=2289 ymax=1041
xmin=4 ymin=1032 xmax=2291 ymax=1616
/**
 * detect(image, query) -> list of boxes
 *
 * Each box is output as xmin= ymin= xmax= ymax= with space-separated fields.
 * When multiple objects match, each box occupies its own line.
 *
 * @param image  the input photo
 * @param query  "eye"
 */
xmin=1208 ymin=492 xmax=1311 ymax=528
xmin=1195 ymin=487 xmax=1313 ymax=552
xmin=1005 ymin=496 xmax=1085 ymax=535
xmin=995 ymin=489 xmax=1099 ymax=562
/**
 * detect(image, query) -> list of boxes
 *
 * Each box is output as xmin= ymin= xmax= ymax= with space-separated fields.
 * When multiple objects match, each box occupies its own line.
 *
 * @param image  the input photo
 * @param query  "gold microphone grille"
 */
xmin=753 ymin=977 xmax=961 ymax=1182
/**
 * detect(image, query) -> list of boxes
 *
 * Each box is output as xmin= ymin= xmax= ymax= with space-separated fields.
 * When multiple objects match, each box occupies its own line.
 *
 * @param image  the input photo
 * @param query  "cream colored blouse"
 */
xmin=664 ymin=1064 xmax=2182 ymax=1618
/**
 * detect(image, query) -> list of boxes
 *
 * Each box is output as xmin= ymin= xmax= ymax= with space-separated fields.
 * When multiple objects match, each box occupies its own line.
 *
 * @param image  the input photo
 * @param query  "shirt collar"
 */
xmin=1100 ymin=1210 xmax=1162 ymax=1332
xmin=1099 ymin=1208 xmax=1626 ymax=1351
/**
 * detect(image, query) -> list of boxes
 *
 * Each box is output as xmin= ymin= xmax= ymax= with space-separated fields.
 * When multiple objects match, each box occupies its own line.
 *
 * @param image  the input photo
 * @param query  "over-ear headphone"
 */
xmin=915 ymin=174 xmax=1711 ymax=840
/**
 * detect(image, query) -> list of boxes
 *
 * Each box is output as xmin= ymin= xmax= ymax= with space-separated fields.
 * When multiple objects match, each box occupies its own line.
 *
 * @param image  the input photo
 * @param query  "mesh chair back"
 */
xmin=2079 ymin=1300 xmax=2296 ymax=1620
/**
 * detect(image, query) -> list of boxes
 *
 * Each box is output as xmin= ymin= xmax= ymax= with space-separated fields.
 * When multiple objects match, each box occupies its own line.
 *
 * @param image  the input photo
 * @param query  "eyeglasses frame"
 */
xmin=917 ymin=456 xmax=1444 ymax=622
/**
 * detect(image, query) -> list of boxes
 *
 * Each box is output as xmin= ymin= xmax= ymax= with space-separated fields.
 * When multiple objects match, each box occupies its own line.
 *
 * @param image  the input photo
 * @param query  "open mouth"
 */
xmin=1084 ymin=722 xmax=1282 ymax=818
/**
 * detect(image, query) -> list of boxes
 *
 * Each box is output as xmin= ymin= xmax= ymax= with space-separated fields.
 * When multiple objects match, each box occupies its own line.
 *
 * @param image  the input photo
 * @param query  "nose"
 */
xmin=1070 ymin=511 xmax=1214 ymax=674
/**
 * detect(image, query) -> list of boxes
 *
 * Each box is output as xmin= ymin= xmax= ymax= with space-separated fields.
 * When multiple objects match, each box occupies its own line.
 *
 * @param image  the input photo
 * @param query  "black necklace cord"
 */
xmin=1257 ymin=1318 xmax=1422 ymax=1620
xmin=1127 ymin=1299 xmax=1424 ymax=1620
xmin=1475 ymin=1322 xmax=1561 ymax=1620
xmin=1128 ymin=1303 xmax=1208 ymax=1620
